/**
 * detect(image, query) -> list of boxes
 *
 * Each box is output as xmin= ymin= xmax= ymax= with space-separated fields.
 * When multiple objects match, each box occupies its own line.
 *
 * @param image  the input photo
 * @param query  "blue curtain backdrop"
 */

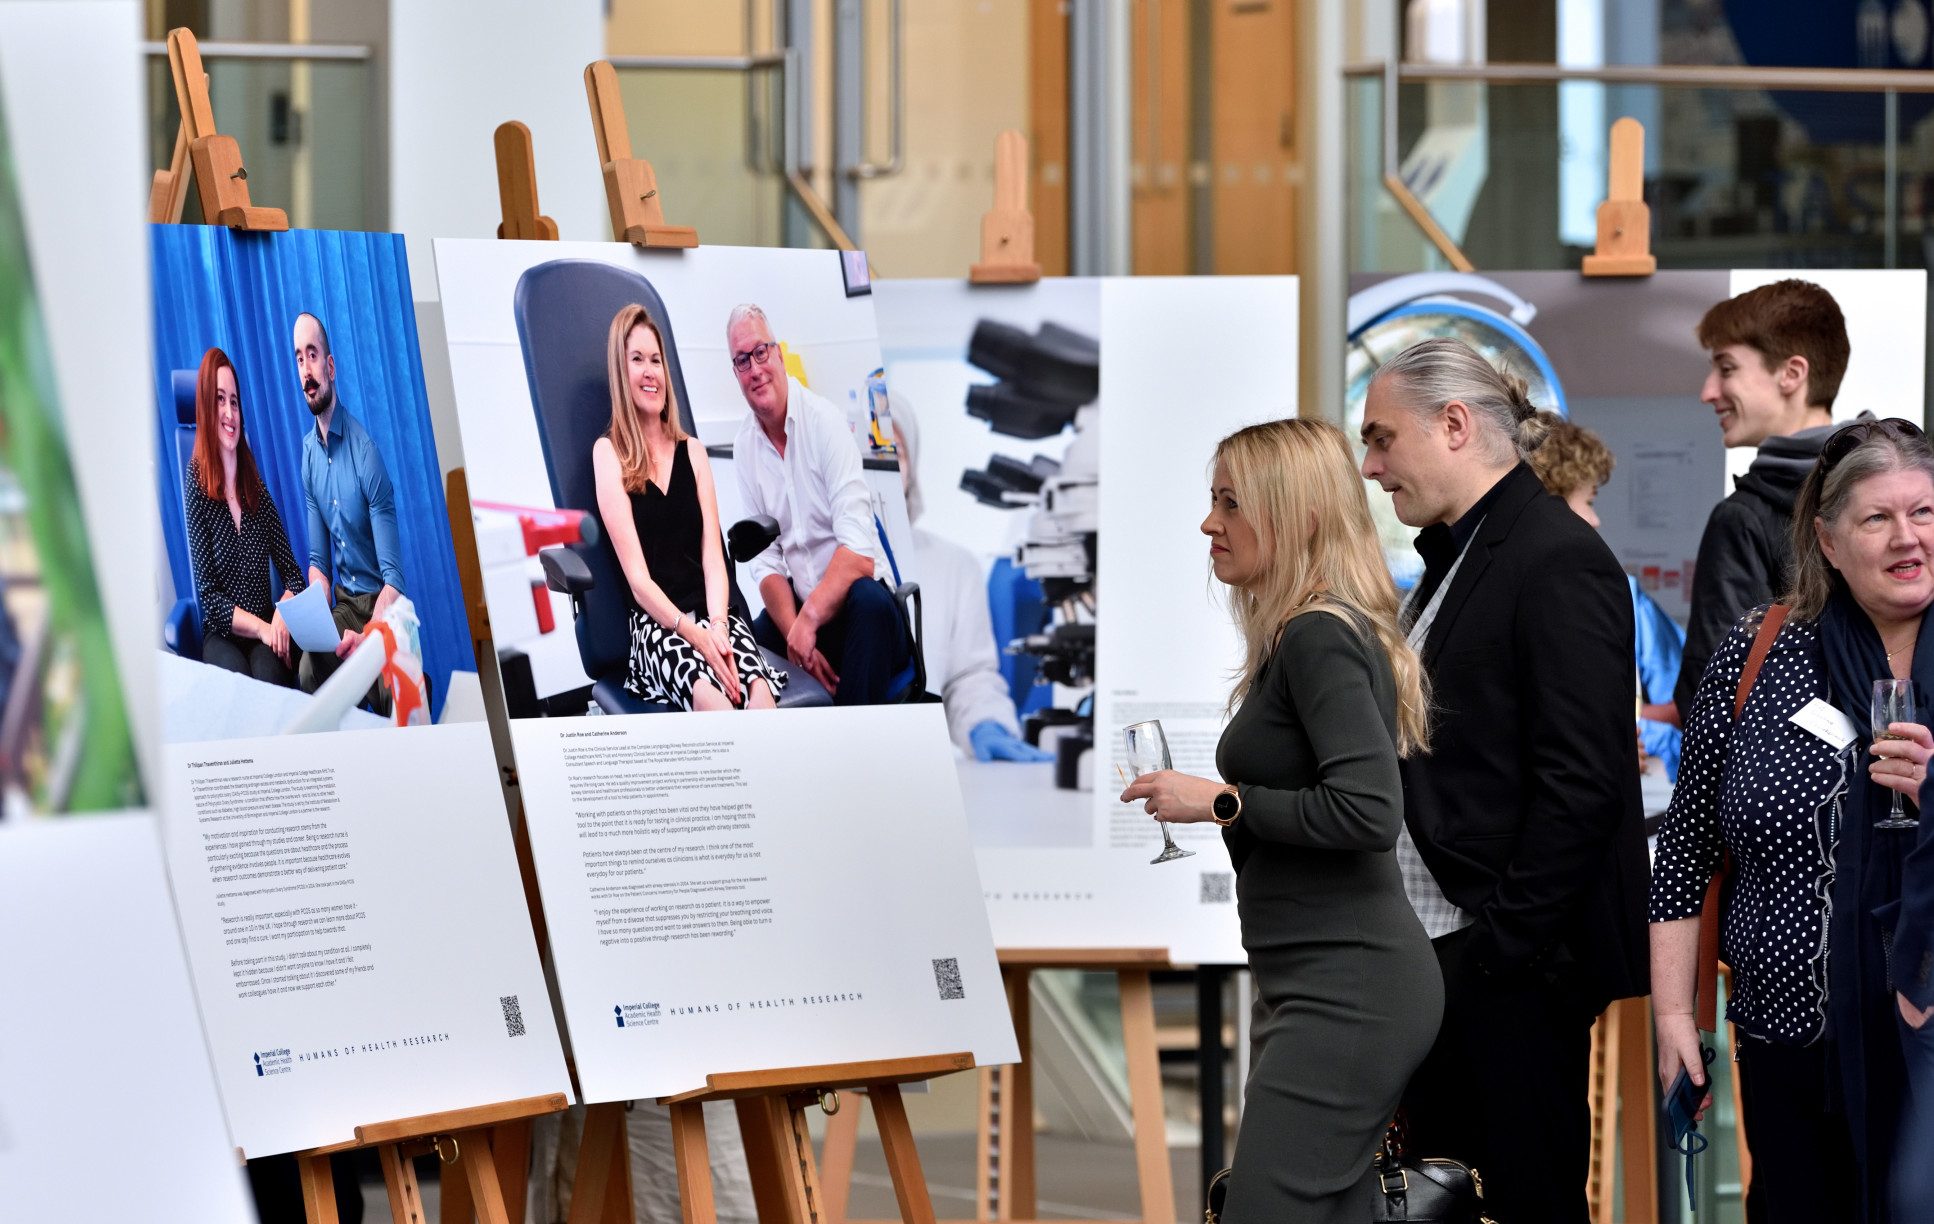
xmin=151 ymin=225 xmax=470 ymax=720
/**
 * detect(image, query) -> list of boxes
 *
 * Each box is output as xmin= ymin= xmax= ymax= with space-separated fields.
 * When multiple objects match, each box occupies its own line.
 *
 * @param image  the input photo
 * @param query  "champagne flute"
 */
xmin=1872 ymin=678 xmax=1921 ymax=830
xmin=1123 ymin=719 xmax=1195 ymax=865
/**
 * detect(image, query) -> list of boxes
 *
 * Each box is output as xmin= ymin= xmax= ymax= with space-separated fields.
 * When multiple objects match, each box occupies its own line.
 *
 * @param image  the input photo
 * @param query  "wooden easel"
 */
xmin=1581 ymin=118 xmax=1656 ymax=277
xmin=1586 ymin=997 xmax=1660 ymax=1224
xmin=148 ymin=83 xmax=195 ymax=224
xmin=156 ymin=28 xmax=288 ymax=231
xmin=970 ymin=130 xmax=1042 ymax=285
xmin=291 ymin=1093 xmax=569 ymax=1224
xmin=164 ymin=101 xmax=570 ymax=1224
xmin=495 ymin=122 xmax=560 ymax=241
xmin=820 ymin=949 xmax=1175 ymax=1224
xmin=583 ymin=60 xmax=698 ymax=249
xmin=665 ymin=1052 xmax=972 ymax=1224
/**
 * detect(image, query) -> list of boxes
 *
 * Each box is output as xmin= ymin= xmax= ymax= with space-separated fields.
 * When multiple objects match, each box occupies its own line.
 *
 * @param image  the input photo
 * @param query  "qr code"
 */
xmin=932 ymin=958 xmax=964 ymax=1001
xmin=1200 ymin=872 xmax=1233 ymax=904
xmin=501 ymin=994 xmax=526 ymax=1038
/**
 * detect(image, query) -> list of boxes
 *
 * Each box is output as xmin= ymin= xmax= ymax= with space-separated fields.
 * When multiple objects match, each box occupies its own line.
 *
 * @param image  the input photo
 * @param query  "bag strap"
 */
xmin=1696 ymin=604 xmax=1789 ymax=1031
xmin=1732 ymin=604 xmax=1789 ymax=722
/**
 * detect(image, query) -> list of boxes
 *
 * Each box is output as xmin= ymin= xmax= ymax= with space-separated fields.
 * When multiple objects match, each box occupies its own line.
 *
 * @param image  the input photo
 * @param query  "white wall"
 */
xmin=389 ymin=0 xmax=608 ymax=302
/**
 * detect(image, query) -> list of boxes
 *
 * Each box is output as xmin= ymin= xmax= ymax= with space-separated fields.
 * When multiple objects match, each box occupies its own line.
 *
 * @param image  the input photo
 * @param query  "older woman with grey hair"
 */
xmin=1651 ymin=418 xmax=1934 ymax=1224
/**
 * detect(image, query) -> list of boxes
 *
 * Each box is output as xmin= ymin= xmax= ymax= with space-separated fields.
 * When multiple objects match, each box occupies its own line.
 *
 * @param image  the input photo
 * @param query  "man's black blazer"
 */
xmin=1400 ymin=463 xmax=1651 ymax=1008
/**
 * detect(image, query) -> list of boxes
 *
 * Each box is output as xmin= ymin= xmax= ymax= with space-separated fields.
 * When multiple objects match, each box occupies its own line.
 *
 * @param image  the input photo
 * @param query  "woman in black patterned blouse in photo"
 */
xmin=1650 ymin=419 xmax=1934 ymax=1224
xmin=184 ymin=346 xmax=305 ymax=687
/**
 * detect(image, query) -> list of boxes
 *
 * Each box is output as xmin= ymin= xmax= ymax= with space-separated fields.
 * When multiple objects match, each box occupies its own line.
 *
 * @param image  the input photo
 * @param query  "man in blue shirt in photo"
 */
xmin=293 ymin=312 xmax=406 ymax=714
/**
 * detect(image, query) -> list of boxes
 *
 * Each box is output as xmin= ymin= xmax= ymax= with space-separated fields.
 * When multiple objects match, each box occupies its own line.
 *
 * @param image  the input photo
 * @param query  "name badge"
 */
xmin=1790 ymin=698 xmax=1860 ymax=750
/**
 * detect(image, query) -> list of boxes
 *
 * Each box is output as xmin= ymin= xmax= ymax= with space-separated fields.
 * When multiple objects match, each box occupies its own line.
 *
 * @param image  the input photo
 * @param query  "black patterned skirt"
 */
xmin=622 ymin=610 xmax=787 ymax=711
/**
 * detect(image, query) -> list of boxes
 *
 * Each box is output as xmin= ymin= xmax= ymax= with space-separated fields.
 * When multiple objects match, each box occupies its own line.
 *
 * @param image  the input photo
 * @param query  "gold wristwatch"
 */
xmin=1211 ymin=785 xmax=1242 ymax=826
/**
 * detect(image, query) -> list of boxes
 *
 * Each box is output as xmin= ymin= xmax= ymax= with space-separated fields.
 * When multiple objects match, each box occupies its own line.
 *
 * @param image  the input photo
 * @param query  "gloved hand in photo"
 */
xmin=971 ymin=719 xmax=1053 ymax=763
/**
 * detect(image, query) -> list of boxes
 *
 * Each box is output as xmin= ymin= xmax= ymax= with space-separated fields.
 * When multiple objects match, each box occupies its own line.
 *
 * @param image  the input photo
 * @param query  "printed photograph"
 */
xmin=151 ymin=227 xmax=481 ymax=742
xmin=875 ymin=278 xmax=1100 ymax=850
xmin=439 ymin=244 xmax=922 ymax=719
xmin=0 ymin=92 xmax=141 ymax=813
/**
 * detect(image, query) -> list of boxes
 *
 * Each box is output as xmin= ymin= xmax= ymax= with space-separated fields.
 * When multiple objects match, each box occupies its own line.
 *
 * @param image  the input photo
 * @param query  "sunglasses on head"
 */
xmin=1820 ymin=417 xmax=1926 ymax=472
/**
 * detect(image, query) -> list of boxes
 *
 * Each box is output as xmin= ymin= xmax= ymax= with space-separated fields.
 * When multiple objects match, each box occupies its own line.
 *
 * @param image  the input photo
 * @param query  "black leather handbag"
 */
xmin=1201 ymin=1125 xmax=1494 ymax=1224
xmin=1204 ymin=1167 xmax=1231 ymax=1222
xmin=1370 ymin=1124 xmax=1496 ymax=1224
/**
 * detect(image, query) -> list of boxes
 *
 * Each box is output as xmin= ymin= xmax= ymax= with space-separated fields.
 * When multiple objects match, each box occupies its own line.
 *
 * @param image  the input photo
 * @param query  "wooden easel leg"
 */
xmin=605 ymin=1109 xmax=634 ymax=1224
xmin=379 ymin=1144 xmax=430 ymax=1224
xmin=786 ymin=1100 xmax=831 ymax=1223
xmin=1617 ymin=996 xmax=1660 ymax=1224
xmin=567 ymin=1103 xmax=627 ymax=1224
xmin=816 ymin=1092 xmax=861 ymax=1223
xmin=1001 ymin=965 xmax=1034 ymax=1221
xmin=300 ymin=1152 xmax=343 ymax=1224
xmin=737 ymin=1095 xmax=804 ymax=1223
xmin=671 ymin=1100 xmax=720 ymax=1224
xmin=461 ymin=1130 xmax=515 ymax=1224
xmin=495 ymin=1120 xmax=532 ymax=1224
xmin=442 ymin=1145 xmax=475 ymax=1224
xmin=973 ymin=1068 xmax=994 ymax=1221
xmin=1119 ymin=969 xmax=1177 ymax=1224
xmin=871 ymin=1084 xmax=938 ymax=1224
xmin=1587 ymin=1003 xmax=1619 ymax=1224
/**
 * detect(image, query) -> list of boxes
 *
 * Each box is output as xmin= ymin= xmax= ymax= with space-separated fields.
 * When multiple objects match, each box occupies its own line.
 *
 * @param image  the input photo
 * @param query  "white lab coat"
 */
xmin=912 ymin=527 xmax=1023 ymax=753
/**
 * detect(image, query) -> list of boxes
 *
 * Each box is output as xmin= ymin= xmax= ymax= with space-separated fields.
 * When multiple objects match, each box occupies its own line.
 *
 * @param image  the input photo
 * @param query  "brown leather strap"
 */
xmin=1697 ymin=604 xmax=1790 ymax=1031
xmin=1732 ymin=604 xmax=1790 ymax=721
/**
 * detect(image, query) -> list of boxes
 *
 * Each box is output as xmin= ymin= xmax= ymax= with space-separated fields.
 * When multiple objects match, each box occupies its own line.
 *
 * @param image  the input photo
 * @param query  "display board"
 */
xmin=875 ymin=276 xmax=1296 ymax=963
xmin=0 ymin=816 xmax=255 ymax=1221
xmin=0 ymin=2 xmax=147 ymax=818
xmin=435 ymin=239 xmax=1017 ymax=1102
xmin=0 ymin=7 xmax=252 ymax=1216
xmin=148 ymin=227 xmax=569 ymax=1156
xmin=1345 ymin=269 xmax=1927 ymax=623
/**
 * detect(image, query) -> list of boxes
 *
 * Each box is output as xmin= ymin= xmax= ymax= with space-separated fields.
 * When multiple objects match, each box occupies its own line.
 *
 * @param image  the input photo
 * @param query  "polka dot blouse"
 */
xmin=184 ymin=459 xmax=306 ymax=640
xmin=1649 ymin=605 xmax=1849 ymax=1045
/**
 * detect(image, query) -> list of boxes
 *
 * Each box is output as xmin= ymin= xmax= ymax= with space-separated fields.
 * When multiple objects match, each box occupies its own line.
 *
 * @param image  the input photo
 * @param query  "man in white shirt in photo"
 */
xmin=728 ymin=303 xmax=910 ymax=704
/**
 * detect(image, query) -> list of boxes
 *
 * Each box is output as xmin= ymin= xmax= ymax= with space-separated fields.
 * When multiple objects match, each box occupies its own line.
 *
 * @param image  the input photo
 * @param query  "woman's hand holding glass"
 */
xmin=1117 ymin=769 xmax=1225 ymax=823
xmin=1869 ymin=720 xmax=1933 ymax=801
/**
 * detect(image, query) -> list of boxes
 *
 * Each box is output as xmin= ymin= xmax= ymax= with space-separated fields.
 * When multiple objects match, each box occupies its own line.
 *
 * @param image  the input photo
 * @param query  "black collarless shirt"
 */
xmin=1408 ymin=464 xmax=1524 ymax=613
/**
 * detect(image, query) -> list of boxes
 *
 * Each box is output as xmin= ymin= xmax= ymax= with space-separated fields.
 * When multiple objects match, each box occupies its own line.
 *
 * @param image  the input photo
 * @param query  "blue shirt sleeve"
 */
xmin=355 ymin=428 xmax=407 ymax=594
xmin=1630 ymin=578 xmax=1687 ymax=705
xmin=301 ymin=440 xmax=329 ymax=578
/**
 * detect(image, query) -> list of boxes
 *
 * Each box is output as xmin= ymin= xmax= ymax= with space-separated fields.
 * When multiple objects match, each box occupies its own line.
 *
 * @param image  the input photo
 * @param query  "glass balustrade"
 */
xmin=1350 ymin=67 xmax=1934 ymax=279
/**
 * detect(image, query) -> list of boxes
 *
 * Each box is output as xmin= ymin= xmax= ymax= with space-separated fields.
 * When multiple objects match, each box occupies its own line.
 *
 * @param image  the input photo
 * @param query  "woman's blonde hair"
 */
xmin=1214 ymin=418 xmax=1430 ymax=756
xmin=605 ymin=304 xmax=688 ymax=493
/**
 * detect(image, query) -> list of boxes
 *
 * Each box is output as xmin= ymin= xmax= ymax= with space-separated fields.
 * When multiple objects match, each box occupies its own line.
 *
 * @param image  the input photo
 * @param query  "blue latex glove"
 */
xmin=971 ymin=719 xmax=1053 ymax=763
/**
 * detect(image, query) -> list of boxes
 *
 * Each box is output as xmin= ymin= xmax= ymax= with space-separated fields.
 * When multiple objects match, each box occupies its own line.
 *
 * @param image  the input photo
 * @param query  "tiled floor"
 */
xmin=355 ymin=1134 xmax=1203 ymax=1222
xmin=833 ymin=1133 xmax=1203 ymax=1221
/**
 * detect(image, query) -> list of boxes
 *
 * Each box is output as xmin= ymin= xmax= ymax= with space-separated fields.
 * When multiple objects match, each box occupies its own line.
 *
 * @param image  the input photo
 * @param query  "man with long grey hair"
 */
xmin=1360 ymin=336 xmax=1649 ymax=1223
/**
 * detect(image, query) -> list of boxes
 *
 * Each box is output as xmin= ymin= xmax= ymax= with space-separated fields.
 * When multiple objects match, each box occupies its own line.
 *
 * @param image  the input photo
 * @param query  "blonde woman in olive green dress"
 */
xmin=1120 ymin=419 xmax=1443 ymax=1222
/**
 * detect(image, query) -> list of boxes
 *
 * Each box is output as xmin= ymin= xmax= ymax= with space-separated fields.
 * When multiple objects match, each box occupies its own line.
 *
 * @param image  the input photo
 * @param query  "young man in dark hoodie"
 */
xmin=1673 ymin=279 xmax=1849 ymax=718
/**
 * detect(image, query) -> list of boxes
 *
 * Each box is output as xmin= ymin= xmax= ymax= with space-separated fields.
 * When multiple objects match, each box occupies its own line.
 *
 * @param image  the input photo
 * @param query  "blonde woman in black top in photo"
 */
xmin=184 ymin=346 xmax=305 ymax=687
xmin=1120 ymin=419 xmax=1442 ymax=1221
xmin=592 ymin=304 xmax=784 ymax=711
